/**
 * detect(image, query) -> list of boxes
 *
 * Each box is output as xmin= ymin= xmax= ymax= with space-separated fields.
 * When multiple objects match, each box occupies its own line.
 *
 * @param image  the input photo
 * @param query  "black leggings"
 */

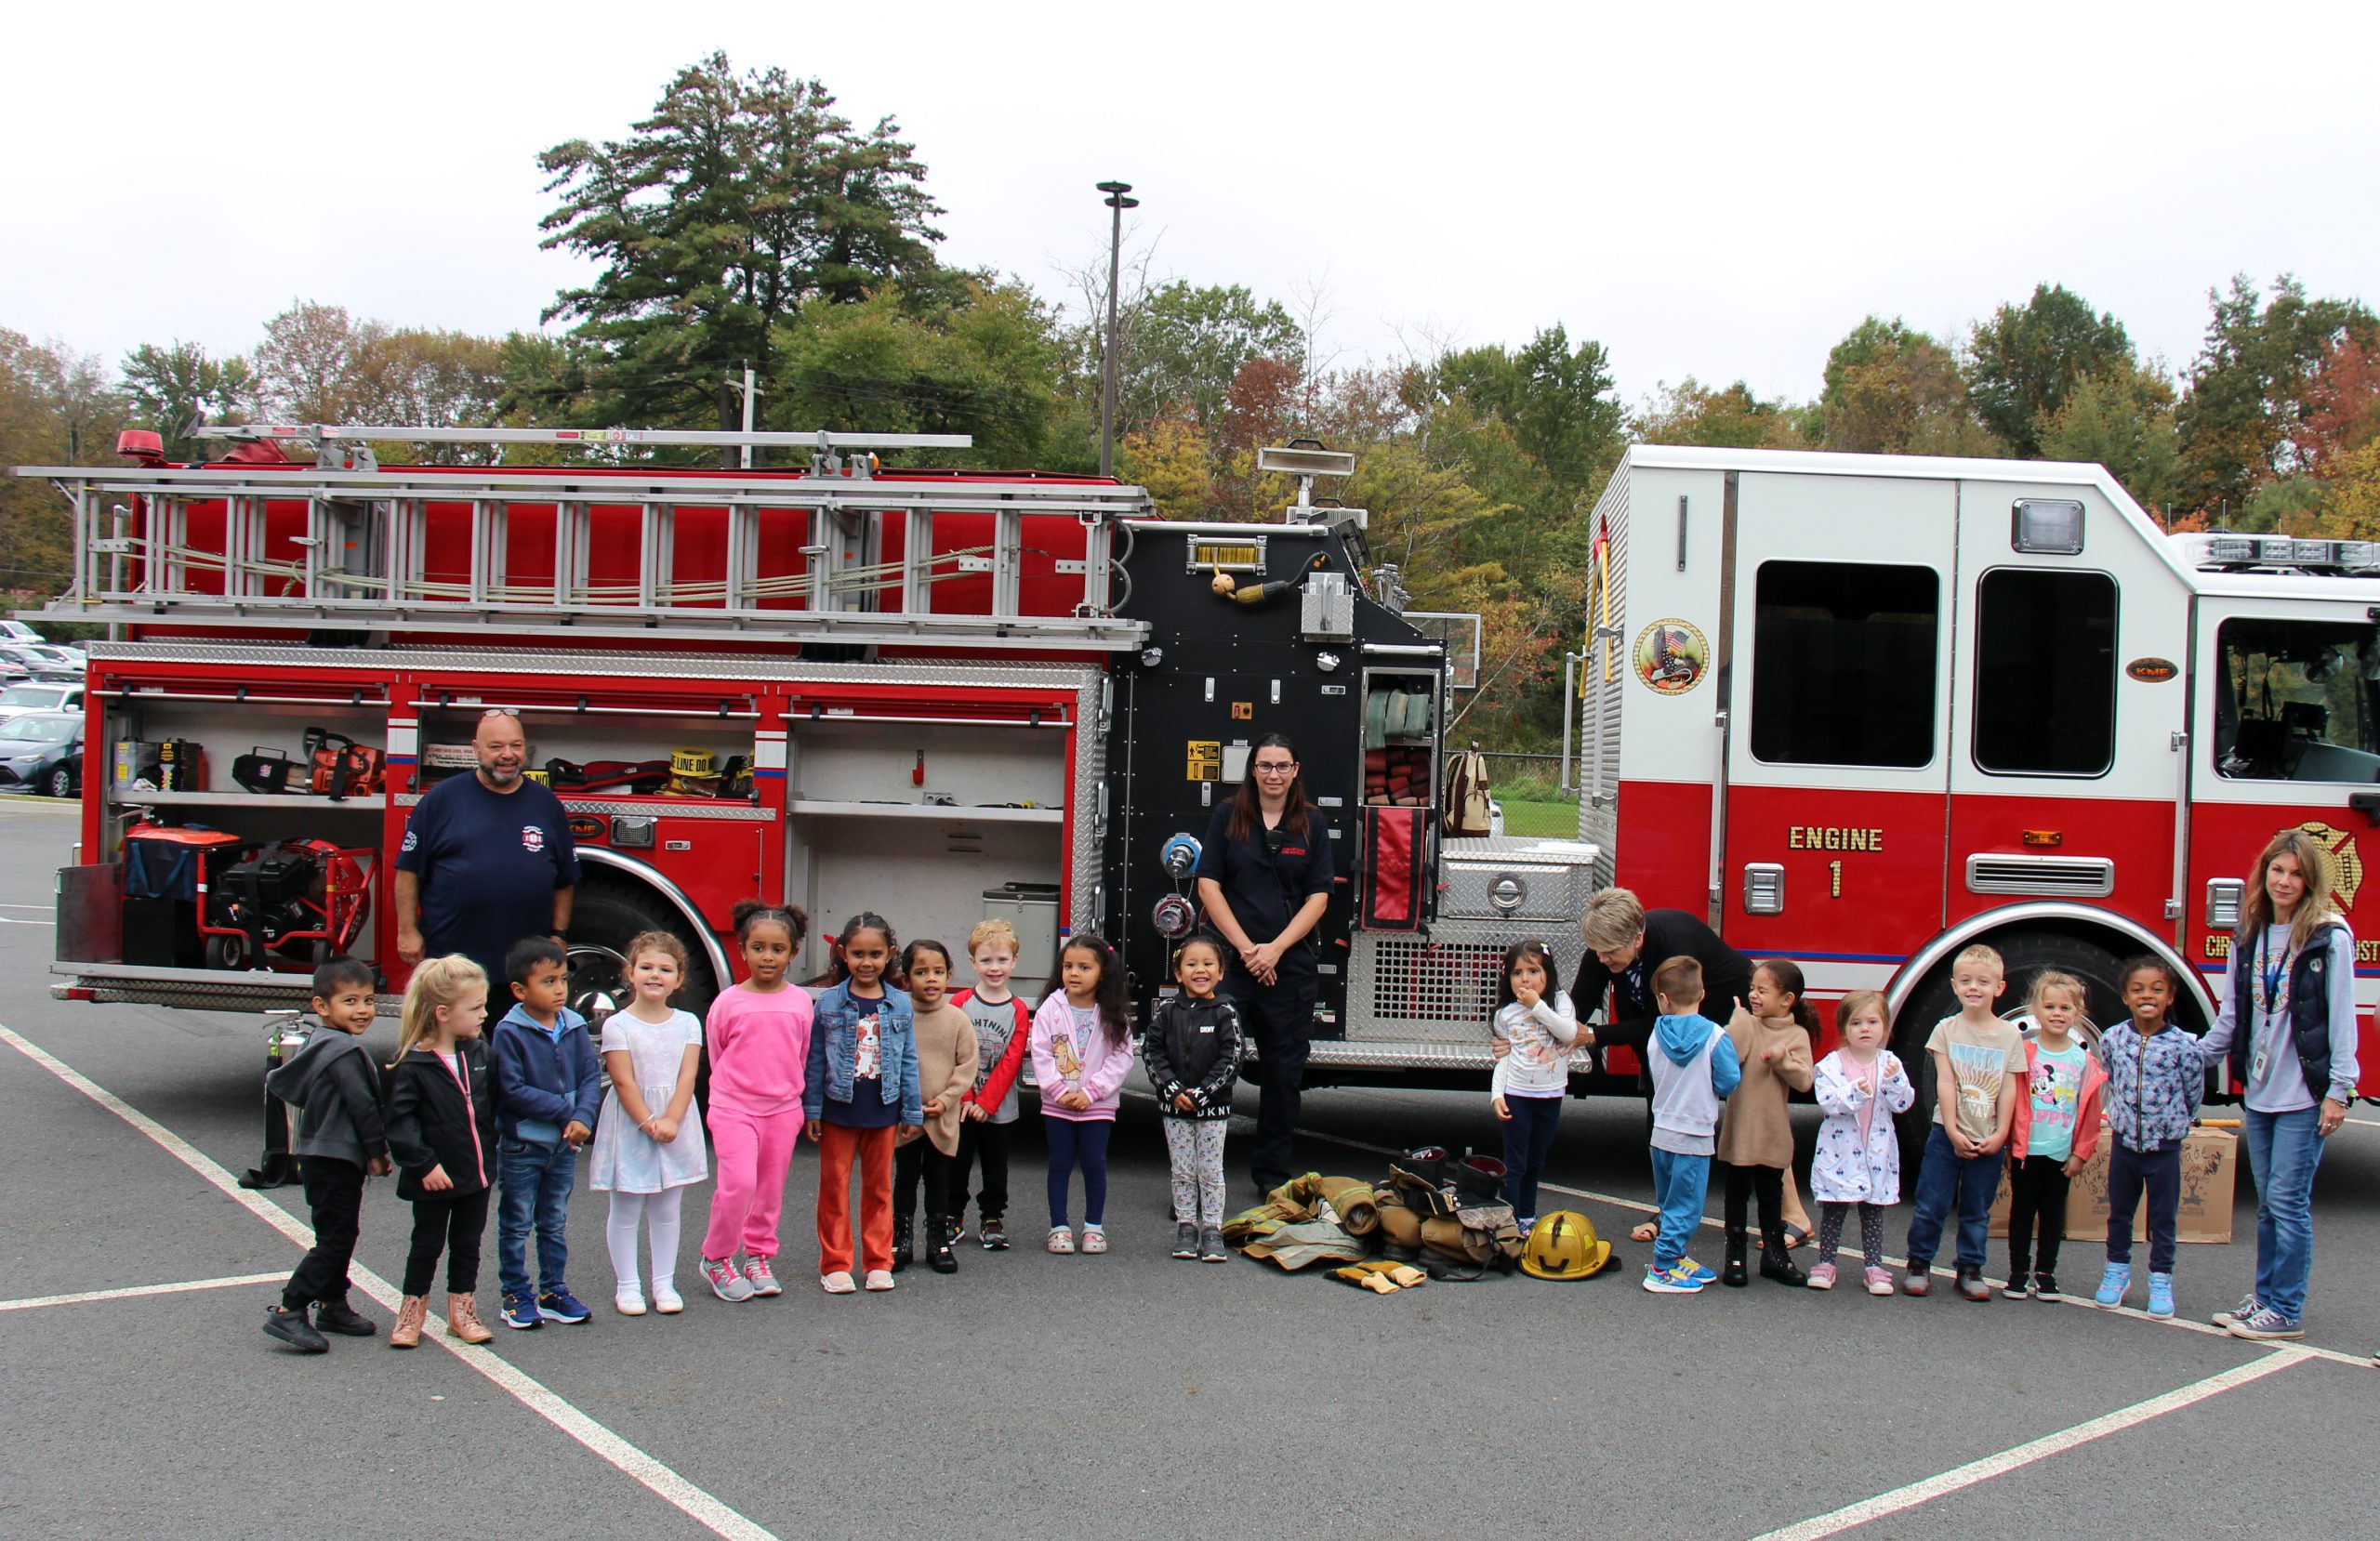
xmin=2006 ymin=1154 xmax=2073 ymax=1279
xmin=893 ymin=1137 xmax=962 ymax=1221
xmin=403 ymin=1187 xmax=491 ymax=1297
xmin=1818 ymin=1201 xmax=1887 ymax=1270
xmin=1723 ymin=1163 xmax=1786 ymax=1241
xmin=952 ymin=1119 xmax=1011 ymax=1218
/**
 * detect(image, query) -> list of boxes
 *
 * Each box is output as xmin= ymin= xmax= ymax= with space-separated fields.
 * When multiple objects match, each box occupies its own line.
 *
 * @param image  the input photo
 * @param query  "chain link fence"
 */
xmin=1476 ymin=751 xmax=1579 ymax=839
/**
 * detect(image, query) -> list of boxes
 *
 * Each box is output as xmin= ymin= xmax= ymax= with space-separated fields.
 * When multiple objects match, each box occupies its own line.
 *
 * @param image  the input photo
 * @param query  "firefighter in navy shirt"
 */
xmin=395 ymin=709 xmax=578 ymax=984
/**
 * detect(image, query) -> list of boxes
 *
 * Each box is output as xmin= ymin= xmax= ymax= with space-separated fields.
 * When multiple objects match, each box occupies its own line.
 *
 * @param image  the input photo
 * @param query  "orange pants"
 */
xmin=815 ymin=1123 xmax=896 ymax=1276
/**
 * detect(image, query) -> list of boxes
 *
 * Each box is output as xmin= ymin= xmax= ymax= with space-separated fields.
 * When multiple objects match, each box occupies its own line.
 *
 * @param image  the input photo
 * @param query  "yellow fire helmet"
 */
xmin=1520 ymin=1210 xmax=1612 ymax=1281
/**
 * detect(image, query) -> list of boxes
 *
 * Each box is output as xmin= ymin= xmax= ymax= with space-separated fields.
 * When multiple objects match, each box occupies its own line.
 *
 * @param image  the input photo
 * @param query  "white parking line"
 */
xmin=0 ymin=1272 xmax=288 ymax=1312
xmin=1745 ymin=1347 xmax=2312 ymax=1540
xmin=0 ymin=1020 xmax=781 ymax=1541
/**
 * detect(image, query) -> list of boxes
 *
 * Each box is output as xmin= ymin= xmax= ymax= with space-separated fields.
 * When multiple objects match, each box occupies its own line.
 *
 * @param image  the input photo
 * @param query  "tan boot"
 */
xmin=445 ymin=1292 xmax=494 ymax=1345
xmin=389 ymin=1295 xmax=428 ymax=1350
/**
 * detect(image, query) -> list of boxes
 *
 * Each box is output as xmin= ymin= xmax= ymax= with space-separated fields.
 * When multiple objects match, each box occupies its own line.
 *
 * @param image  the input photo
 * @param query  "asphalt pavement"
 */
xmin=1 ymin=792 xmax=2374 ymax=1540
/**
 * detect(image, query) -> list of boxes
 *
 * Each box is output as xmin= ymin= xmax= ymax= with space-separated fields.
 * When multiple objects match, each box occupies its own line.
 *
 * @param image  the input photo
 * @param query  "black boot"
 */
xmin=1759 ymin=1226 xmax=1808 ymax=1287
xmin=929 ymin=1217 xmax=959 ymax=1274
xmin=1722 ymin=1225 xmax=1749 ymax=1288
xmin=892 ymin=1210 xmax=915 ymax=1273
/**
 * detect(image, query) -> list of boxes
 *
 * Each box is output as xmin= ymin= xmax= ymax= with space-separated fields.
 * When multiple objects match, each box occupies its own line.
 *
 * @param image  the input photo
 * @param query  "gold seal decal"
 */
xmin=1633 ymin=619 xmax=1710 ymax=696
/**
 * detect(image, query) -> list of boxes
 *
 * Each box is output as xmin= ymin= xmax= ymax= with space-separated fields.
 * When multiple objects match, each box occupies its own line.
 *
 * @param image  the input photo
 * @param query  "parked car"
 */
xmin=0 ymin=644 xmax=77 ymax=681
xmin=0 ymin=711 xmax=83 ymax=797
xmin=0 ymin=681 xmax=84 ymax=724
xmin=0 ymin=620 xmax=44 ymax=644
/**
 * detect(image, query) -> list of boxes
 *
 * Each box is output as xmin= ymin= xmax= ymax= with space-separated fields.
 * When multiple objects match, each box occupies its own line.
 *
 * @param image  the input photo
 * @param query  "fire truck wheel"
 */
xmin=565 ymin=880 xmax=719 ymax=1024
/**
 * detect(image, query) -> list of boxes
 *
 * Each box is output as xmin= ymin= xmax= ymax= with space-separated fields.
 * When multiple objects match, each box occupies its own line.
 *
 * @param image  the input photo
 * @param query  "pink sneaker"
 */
xmin=1865 ymin=1267 xmax=1897 ymax=1297
xmin=1805 ymin=1261 xmax=1837 ymax=1290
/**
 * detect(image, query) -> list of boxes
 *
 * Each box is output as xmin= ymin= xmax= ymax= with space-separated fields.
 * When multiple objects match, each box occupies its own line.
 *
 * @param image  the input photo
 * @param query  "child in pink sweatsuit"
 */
xmin=697 ymin=902 xmax=814 ymax=1302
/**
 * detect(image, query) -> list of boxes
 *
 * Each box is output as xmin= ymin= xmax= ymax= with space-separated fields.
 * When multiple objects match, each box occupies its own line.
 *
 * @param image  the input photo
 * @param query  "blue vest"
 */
xmin=2226 ymin=920 xmax=2345 ymax=1100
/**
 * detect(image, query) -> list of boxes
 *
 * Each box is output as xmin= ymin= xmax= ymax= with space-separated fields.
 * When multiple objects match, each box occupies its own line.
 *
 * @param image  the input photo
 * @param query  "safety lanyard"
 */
xmin=2252 ymin=926 xmax=2294 ymax=1023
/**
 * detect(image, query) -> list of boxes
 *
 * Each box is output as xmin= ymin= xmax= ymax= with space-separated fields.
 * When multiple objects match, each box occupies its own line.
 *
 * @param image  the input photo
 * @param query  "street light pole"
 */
xmin=1096 ymin=179 xmax=1139 ymax=480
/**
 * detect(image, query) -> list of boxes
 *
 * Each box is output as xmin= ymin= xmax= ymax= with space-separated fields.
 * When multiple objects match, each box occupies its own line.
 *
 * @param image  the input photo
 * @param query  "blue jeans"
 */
xmin=1649 ymin=1147 xmax=1711 ymax=1271
xmin=1045 ymin=1117 xmax=1113 ymax=1229
xmin=1501 ymin=1094 xmax=1563 ymax=1219
xmin=497 ymin=1136 xmax=577 ymax=1300
xmin=1904 ymin=1125 xmax=2001 ymax=1271
xmin=2242 ymin=1105 xmax=2326 ymax=1321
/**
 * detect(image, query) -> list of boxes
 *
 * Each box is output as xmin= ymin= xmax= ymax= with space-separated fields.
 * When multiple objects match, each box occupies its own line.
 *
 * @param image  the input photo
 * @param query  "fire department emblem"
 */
xmin=1633 ymin=619 xmax=1710 ymax=695
xmin=522 ymin=824 xmax=546 ymax=854
xmin=2294 ymin=822 xmax=2361 ymax=909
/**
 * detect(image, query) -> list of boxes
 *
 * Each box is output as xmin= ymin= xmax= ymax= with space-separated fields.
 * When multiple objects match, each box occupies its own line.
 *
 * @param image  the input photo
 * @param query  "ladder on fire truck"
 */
xmin=14 ymin=424 xmax=1153 ymax=652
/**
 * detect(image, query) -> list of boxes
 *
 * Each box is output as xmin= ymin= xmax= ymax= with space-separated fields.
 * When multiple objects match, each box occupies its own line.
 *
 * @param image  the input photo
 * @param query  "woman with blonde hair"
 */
xmin=2199 ymin=828 xmax=2360 ymax=1341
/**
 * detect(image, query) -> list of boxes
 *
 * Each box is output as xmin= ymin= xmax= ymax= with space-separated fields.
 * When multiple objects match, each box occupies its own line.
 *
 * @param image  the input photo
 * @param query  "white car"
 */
xmin=0 ymin=681 xmax=84 ymax=724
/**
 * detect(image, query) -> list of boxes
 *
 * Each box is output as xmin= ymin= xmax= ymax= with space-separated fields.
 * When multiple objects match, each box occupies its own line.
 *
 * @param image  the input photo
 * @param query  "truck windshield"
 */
xmin=2215 ymin=618 xmax=2380 ymax=782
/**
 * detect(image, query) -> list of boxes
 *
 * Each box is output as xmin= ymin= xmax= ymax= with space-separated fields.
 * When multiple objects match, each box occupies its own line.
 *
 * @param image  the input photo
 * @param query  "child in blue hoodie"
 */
xmin=490 ymin=935 xmax=603 ymax=1330
xmin=1642 ymin=955 xmax=1741 ymax=1294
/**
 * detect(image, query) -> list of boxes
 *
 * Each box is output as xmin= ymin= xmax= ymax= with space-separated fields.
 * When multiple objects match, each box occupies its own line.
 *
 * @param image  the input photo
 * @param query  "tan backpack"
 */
xmin=1443 ymin=746 xmax=1493 ymax=838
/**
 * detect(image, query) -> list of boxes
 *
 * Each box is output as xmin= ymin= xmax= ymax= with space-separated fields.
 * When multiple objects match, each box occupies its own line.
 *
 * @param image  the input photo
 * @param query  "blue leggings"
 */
xmin=1046 ymin=1117 xmax=1113 ymax=1229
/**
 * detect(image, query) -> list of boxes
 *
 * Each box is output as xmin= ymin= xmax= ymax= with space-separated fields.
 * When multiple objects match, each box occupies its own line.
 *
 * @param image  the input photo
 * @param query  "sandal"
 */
xmin=1630 ymin=1220 xmax=1659 ymax=1244
xmin=1781 ymin=1221 xmax=1812 ymax=1251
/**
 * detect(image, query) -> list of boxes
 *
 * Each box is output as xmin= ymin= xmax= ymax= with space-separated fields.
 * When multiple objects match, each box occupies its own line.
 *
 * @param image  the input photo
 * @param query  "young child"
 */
xmin=1488 ymin=938 xmax=1586 ymax=1230
xmin=1032 ymin=933 xmax=1135 ymax=1256
xmin=1808 ymin=991 xmax=1916 ymax=1295
xmin=1716 ymin=958 xmax=1817 ymax=1288
xmin=952 ymin=919 xmax=1032 ymax=1250
xmin=1143 ymin=930 xmax=1243 ymax=1262
xmin=384 ymin=955 xmax=499 ymax=1349
xmin=2005 ymin=970 xmax=2105 ymax=1301
xmin=804 ymin=912 xmax=922 ymax=1294
xmin=698 ymin=902 xmax=814 ymax=1304
xmin=1642 ymin=955 xmax=1741 ymax=1295
xmin=490 ymin=935 xmax=602 ymax=1330
xmin=892 ymin=939 xmax=981 ymax=1275
xmin=2094 ymin=956 xmax=2206 ymax=1318
xmin=590 ymin=932 xmax=708 ymax=1316
xmin=1903 ymin=943 xmax=2022 ymax=1302
xmin=261 ymin=956 xmax=391 ymax=1353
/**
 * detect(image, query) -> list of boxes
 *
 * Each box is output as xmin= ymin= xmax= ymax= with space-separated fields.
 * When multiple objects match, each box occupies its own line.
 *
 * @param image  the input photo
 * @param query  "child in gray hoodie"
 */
xmin=261 ymin=958 xmax=390 ymax=1352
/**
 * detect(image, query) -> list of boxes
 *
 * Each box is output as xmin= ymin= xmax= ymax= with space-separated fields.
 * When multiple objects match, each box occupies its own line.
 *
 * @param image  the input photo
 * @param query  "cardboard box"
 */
xmin=1988 ymin=1126 xmax=2236 ymax=1245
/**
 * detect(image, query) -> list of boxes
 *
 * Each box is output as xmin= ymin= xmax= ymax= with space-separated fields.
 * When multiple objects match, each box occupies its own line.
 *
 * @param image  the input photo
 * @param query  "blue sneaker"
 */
xmin=1643 ymin=1261 xmax=1706 ymax=1294
xmin=537 ymin=1286 xmax=591 ymax=1324
xmin=2147 ymin=1272 xmax=2175 ymax=1319
xmin=2094 ymin=1263 xmax=2131 ymax=1308
xmin=1682 ymin=1258 xmax=1719 ymax=1284
xmin=500 ymin=1292 xmax=543 ymax=1330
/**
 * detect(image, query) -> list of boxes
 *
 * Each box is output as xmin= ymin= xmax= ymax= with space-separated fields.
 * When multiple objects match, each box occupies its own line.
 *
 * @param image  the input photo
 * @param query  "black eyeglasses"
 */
xmin=1251 ymin=761 xmax=1296 ymax=774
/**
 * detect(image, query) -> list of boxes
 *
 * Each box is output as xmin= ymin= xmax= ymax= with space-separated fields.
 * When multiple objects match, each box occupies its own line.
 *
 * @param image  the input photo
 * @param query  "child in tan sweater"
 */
xmin=1715 ymin=958 xmax=1817 ymax=1288
xmin=891 ymin=939 xmax=980 ymax=1275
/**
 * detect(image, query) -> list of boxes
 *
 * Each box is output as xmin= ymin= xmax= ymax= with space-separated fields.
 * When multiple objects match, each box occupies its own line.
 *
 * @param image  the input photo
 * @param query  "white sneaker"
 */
xmin=614 ymin=1288 xmax=647 ymax=1317
xmin=864 ymin=1269 xmax=896 ymax=1292
xmin=821 ymin=1271 xmax=857 ymax=1295
xmin=651 ymin=1284 xmax=683 ymax=1315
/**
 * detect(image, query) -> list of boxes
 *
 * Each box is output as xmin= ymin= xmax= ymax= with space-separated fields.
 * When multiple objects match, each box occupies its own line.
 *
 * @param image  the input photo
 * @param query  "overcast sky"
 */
xmin=7 ymin=0 xmax=2373 ymax=416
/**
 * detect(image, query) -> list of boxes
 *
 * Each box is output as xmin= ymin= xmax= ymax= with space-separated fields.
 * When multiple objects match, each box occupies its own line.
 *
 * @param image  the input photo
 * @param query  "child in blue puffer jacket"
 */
xmin=2094 ymin=956 xmax=2207 ymax=1318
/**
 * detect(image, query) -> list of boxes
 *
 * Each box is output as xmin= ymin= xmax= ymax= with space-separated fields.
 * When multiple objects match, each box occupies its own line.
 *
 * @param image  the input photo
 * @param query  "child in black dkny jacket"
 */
xmin=1144 ymin=931 xmax=1243 ymax=1265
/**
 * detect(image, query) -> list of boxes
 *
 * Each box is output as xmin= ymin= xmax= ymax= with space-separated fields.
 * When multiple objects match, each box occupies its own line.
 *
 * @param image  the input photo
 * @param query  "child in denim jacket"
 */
xmin=2093 ymin=956 xmax=2206 ymax=1318
xmin=804 ymin=912 xmax=922 ymax=1294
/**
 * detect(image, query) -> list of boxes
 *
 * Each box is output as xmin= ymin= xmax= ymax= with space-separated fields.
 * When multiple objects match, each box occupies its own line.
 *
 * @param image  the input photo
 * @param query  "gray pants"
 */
xmin=1163 ymin=1119 xmax=1227 ymax=1228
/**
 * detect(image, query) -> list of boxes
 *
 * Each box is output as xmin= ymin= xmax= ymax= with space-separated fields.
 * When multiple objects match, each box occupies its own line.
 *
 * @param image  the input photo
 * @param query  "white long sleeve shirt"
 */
xmin=1490 ymin=992 xmax=1580 ymax=1099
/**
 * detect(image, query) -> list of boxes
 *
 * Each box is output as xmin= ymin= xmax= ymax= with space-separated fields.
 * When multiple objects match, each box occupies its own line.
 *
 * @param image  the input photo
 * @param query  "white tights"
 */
xmin=605 ymin=1188 xmax=685 ymax=1294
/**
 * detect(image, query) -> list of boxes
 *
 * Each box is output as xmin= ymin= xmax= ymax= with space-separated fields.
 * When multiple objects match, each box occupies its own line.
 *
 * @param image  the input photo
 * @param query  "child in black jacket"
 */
xmin=1143 ymin=932 xmax=1243 ymax=1263
xmin=260 ymin=957 xmax=391 ymax=1353
xmin=384 ymin=955 xmax=500 ymax=1348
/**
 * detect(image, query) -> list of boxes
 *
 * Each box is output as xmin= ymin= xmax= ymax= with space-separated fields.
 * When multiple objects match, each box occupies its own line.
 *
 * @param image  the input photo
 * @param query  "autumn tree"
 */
xmin=1633 ymin=376 xmax=1803 ymax=449
xmin=0 ymin=331 xmax=124 ymax=603
xmin=251 ymin=302 xmax=511 ymax=461
xmin=120 ymin=341 xmax=258 ymax=457
xmin=537 ymin=55 xmax=943 ymax=450
xmin=1964 ymin=283 xmax=2133 ymax=457
xmin=2174 ymin=274 xmax=2377 ymax=519
xmin=2034 ymin=361 xmax=2184 ymax=515
xmin=1814 ymin=316 xmax=2003 ymax=457
xmin=1434 ymin=325 xmax=1625 ymax=496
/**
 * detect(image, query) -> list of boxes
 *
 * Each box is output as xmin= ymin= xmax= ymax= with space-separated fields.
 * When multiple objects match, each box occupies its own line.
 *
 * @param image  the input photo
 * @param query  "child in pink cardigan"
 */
xmin=1031 ymin=934 xmax=1135 ymax=1255
xmin=697 ymin=902 xmax=814 ymax=1303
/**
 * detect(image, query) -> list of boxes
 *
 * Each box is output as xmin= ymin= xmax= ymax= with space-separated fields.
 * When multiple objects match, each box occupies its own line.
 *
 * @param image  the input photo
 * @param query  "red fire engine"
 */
xmin=1568 ymin=444 xmax=2380 ymax=1097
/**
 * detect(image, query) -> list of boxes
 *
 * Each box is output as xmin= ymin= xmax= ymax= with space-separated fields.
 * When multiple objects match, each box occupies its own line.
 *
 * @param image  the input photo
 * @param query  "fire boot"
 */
xmin=1759 ymin=1224 xmax=1808 ymax=1287
xmin=1722 ymin=1224 xmax=1750 ymax=1288
xmin=892 ymin=1209 xmax=915 ymax=1273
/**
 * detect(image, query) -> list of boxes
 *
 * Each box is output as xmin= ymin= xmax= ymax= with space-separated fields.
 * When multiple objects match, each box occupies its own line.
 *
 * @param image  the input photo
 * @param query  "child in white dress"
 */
xmin=593 ymin=932 xmax=709 ymax=1315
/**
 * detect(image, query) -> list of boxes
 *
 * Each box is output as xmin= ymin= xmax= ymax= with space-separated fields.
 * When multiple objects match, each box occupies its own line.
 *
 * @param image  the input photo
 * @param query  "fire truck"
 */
xmin=1568 ymin=443 xmax=2380 ymax=1099
xmin=19 ymin=423 xmax=1586 ymax=1087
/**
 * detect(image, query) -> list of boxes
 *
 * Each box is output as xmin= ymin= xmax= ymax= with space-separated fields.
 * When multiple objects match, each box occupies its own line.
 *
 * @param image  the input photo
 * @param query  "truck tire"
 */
xmin=1890 ymin=931 xmax=2125 ymax=1182
xmin=564 ymin=878 xmax=721 ymax=1028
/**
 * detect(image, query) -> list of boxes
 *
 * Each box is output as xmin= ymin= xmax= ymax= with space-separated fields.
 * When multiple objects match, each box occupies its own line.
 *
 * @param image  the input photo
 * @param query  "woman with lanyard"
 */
xmin=2199 ymin=828 xmax=2360 ymax=1342
xmin=1196 ymin=733 xmax=1333 ymax=1197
